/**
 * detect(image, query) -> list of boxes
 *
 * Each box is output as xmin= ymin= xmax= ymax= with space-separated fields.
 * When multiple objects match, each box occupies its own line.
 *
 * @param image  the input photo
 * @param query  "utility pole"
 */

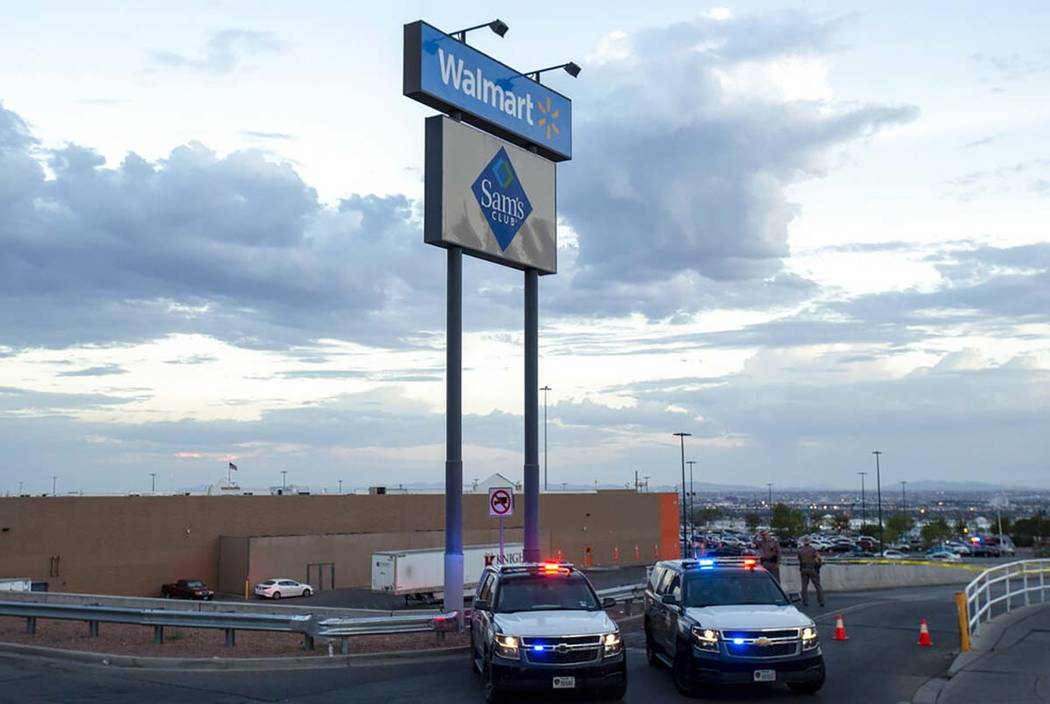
xmin=766 ymin=483 xmax=773 ymax=530
xmin=900 ymin=480 xmax=907 ymax=514
xmin=673 ymin=432 xmax=691 ymax=558
xmin=540 ymin=385 xmax=551 ymax=491
xmin=858 ymin=472 xmax=867 ymax=527
xmin=52 ymin=476 xmax=57 ymax=496
xmin=686 ymin=460 xmax=696 ymax=548
xmin=873 ymin=451 xmax=884 ymax=555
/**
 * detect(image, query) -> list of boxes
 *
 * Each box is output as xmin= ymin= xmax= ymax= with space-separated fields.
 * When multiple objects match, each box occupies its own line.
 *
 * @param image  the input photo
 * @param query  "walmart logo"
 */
xmin=471 ymin=147 xmax=533 ymax=251
xmin=535 ymin=96 xmax=560 ymax=141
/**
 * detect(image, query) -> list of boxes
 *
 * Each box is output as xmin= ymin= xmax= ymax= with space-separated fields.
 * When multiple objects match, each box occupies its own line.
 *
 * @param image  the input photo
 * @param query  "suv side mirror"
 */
xmin=473 ymin=599 xmax=489 ymax=611
xmin=602 ymin=597 xmax=616 ymax=609
xmin=660 ymin=594 xmax=678 ymax=606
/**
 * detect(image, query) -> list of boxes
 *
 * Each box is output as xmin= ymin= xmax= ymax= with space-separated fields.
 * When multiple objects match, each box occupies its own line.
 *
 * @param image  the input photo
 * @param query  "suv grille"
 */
xmin=722 ymin=629 xmax=799 ymax=640
xmin=521 ymin=636 xmax=602 ymax=665
xmin=726 ymin=641 xmax=798 ymax=658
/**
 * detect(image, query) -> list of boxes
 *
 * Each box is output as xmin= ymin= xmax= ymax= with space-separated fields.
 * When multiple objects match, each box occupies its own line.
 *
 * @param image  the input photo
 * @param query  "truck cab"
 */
xmin=469 ymin=562 xmax=626 ymax=703
xmin=644 ymin=557 xmax=824 ymax=695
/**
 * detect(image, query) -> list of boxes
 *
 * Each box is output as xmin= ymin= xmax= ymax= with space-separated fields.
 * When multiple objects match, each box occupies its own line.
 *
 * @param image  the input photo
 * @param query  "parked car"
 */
xmin=161 ymin=579 xmax=214 ymax=600
xmin=880 ymin=550 xmax=907 ymax=559
xmin=254 ymin=578 xmax=313 ymax=599
xmin=944 ymin=541 xmax=972 ymax=556
xmin=926 ymin=549 xmax=961 ymax=562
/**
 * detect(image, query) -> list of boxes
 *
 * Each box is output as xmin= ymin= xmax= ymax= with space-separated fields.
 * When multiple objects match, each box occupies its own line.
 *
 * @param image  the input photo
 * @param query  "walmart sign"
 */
xmin=404 ymin=21 xmax=572 ymax=162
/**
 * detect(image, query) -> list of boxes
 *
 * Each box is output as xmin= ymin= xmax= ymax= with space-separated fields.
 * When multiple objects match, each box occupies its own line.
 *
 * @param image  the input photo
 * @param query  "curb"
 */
xmin=0 ymin=640 xmax=469 ymax=671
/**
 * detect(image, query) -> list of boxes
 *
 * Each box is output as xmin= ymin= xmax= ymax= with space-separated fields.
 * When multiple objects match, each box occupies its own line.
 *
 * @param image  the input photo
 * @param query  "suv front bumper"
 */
xmin=491 ymin=652 xmax=626 ymax=690
xmin=688 ymin=649 xmax=824 ymax=685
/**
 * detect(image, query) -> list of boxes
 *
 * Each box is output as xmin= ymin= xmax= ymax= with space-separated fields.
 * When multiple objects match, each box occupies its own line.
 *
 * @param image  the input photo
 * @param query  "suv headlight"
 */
xmin=495 ymin=634 xmax=520 ymax=658
xmin=690 ymin=625 xmax=720 ymax=653
xmin=603 ymin=631 xmax=623 ymax=656
xmin=801 ymin=626 xmax=819 ymax=651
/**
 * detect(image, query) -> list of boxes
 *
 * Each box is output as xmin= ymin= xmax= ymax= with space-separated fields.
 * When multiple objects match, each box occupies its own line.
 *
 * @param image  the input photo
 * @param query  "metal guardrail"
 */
xmin=0 ymin=582 xmax=649 ymax=652
xmin=963 ymin=559 xmax=1050 ymax=639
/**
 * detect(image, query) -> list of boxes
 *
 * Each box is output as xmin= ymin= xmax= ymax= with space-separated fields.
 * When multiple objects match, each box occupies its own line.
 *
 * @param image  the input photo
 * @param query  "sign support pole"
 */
xmin=523 ymin=268 xmax=540 ymax=563
xmin=499 ymin=516 xmax=505 ymax=563
xmin=445 ymin=246 xmax=464 ymax=628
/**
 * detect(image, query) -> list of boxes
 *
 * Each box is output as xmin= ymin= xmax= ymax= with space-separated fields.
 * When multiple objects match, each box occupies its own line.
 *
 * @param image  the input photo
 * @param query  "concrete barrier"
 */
xmin=0 ymin=589 xmax=406 ymax=619
xmin=780 ymin=561 xmax=977 ymax=594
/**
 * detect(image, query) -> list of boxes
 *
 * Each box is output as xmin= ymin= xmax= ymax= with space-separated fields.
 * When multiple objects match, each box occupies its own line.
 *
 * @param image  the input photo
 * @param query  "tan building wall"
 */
xmin=0 ymin=491 xmax=678 ymax=596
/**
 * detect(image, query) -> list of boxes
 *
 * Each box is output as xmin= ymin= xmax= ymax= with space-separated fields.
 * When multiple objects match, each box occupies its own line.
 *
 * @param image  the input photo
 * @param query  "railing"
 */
xmin=963 ymin=559 xmax=1050 ymax=640
xmin=0 ymin=582 xmax=648 ymax=653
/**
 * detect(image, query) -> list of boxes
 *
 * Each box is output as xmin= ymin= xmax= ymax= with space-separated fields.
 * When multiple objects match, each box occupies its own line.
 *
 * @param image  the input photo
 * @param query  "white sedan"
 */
xmin=254 ymin=578 xmax=313 ymax=599
xmin=880 ymin=549 xmax=907 ymax=559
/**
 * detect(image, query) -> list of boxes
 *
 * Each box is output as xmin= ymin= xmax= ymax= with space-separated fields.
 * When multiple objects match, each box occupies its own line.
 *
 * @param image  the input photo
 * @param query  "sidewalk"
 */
xmin=938 ymin=603 xmax=1050 ymax=703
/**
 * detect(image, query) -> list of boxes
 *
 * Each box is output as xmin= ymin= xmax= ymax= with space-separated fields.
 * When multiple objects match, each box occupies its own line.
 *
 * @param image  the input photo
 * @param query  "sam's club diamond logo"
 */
xmin=471 ymin=147 xmax=532 ymax=251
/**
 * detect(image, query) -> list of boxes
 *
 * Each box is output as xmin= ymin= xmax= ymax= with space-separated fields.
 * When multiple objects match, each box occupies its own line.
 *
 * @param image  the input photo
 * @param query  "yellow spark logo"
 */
xmin=535 ymin=96 xmax=560 ymax=141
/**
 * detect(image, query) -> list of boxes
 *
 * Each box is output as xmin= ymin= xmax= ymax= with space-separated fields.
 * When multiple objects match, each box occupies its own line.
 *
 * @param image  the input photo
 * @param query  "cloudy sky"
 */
xmin=1 ymin=1 xmax=1048 ymax=495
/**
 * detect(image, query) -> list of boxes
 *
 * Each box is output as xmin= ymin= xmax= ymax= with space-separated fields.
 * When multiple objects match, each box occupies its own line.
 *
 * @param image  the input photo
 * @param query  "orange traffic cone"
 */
xmin=613 ymin=546 xmax=620 ymax=563
xmin=917 ymin=619 xmax=933 ymax=647
xmin=833 ymin=614 xmax=849 ymax=641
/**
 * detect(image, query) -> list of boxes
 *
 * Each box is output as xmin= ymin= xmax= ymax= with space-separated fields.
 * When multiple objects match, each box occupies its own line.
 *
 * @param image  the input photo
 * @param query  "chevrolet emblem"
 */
xmin=755 ymin=637 xmax=772 ymax=647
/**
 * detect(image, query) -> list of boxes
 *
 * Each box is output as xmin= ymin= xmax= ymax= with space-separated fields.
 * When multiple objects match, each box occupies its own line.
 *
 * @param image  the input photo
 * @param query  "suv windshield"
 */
xmin=684 ymin=572 xmax=788 ymax=607
xmin=494 ymin=574 xmax=601 ymax=613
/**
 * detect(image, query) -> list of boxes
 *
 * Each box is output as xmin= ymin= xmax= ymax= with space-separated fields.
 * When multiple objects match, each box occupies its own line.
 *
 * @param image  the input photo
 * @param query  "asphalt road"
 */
xmin=2 ymin=582 xmax=967 ymax=704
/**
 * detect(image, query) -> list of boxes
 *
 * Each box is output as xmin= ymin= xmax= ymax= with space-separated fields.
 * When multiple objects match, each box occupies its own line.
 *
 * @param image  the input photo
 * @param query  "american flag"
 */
xmin=228 ymin=462 xmax=238 ymax=471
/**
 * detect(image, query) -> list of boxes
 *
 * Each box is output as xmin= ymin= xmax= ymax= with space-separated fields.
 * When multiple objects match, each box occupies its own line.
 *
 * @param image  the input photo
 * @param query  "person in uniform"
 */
xmin=798 ymin=536 xmax=825 ymax=607
xmin=756 ymin=529 xmax=781 ymax=582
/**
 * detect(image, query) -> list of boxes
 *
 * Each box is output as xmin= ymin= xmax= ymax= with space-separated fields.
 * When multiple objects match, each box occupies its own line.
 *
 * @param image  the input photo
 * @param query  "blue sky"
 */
xmin=1 ymin=2 xmax=1048 ymax=494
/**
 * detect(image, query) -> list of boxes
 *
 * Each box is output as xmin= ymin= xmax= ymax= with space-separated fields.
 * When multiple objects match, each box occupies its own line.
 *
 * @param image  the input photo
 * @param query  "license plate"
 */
xmin=552 ymin=676 xmax=576 ymax=689
xmin=753 ymin=669 xmax=776 ymax=682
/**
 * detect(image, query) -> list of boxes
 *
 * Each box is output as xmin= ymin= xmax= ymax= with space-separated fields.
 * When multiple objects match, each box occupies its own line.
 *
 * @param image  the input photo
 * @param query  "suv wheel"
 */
xmin=482 ymin=657 xmax=505 ymax=704
xmin=644 ymin=622 xmax=660 ymax=668
xmin=672 ymin=648 xmax=696 ymax=696
xmin=787 ymin=663 xmax=826 ymax=694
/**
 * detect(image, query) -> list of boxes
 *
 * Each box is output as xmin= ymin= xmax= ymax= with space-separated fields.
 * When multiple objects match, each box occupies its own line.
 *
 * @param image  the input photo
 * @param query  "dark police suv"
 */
xmin=469 ymin=562 xmax=627 ymax=703
xmin=644 ymin=557 xmax=825 ymax=695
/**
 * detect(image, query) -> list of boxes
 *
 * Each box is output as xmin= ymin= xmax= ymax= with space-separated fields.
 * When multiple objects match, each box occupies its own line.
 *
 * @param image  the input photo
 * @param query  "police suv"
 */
xmin=470 ymin=562 xmax=627 ymax=703
xmin=644 ymin=557 xmax=825 ymax=695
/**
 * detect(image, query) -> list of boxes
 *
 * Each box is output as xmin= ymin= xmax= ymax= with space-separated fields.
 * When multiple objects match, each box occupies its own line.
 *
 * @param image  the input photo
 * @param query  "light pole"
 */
xmin=52 ymin=476 xmax=57 ymax=496
xmin=18 ymin=481 xmax=23 ymax=495
xmin=686 ymin=460 xmax=696 ymax=547
xmin=766 ymin=483 xmax=773 ymax=530
xmin=858 ymin=472 xmax=867 ymax=528
xmin=150 ymin=473 xmax=156 ymax=493
xmin=900 ymin=480 xmax=907 ymax=514
xmin=281 ymin=470 xmax=288 ymax=491
xmin=873 ymin=451 xmax=884 ymax=555
xmin=673 ymin=432 xmax=691 ymax=557
xmin=338 ymin=479 xmax=343 ymax=495
xmin=540 ymin=385 xmax=551 ymax=491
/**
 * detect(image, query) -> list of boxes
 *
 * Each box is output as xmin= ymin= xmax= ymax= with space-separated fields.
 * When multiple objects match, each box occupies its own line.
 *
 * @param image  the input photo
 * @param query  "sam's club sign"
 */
xmin=404 ymin=21 xmax=572 ymax=162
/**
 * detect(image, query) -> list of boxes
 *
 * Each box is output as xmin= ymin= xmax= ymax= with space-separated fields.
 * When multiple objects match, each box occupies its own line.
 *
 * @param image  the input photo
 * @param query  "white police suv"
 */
xmin=470 ymin=562 xmax=627 ymax=703
xmin=644 ymin=557 xmax=825 ymax=695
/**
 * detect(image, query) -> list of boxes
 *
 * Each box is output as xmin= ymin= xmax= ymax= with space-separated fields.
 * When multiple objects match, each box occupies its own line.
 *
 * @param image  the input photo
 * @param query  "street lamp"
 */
xmin=150 ymin=472 xmax=156 ymax=494
xmin=281 ymin=470 xmax=288 ymax=491
xmin=526 ymin=62 xmax=582 ymax=83
xmin=673 ymin=432 xmax=691 ymax=557
xmin=686 ymin=460 xmax=696 ymax=546
xmin=338 ymin=479 xmax=343 ymax=495
xmin=857 ymin=472 xmax=867 ymax=527
xmin=540 ymin=385 xmax=551 ymax=491
xmin=873 ymin=451 xmax=884 ymax=554
xmin=52 ymin=476 xmax=57 ymax=496
xmin=450 ymin=19 xmax=509 ymax=43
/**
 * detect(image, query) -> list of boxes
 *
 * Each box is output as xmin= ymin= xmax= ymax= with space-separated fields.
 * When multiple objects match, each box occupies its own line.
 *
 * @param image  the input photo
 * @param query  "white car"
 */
xmin=926 ymin=550 xmax=961 ymax=562
xmin=880 ymin=549 xmax=906 ymax=559
xmin=254 ymin=578 xmax=313 ymax=599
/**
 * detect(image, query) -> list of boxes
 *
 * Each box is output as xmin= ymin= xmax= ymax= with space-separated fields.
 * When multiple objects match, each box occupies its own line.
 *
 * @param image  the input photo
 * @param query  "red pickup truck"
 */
xmin=161 ymin=579 xmax=214 ymax=600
